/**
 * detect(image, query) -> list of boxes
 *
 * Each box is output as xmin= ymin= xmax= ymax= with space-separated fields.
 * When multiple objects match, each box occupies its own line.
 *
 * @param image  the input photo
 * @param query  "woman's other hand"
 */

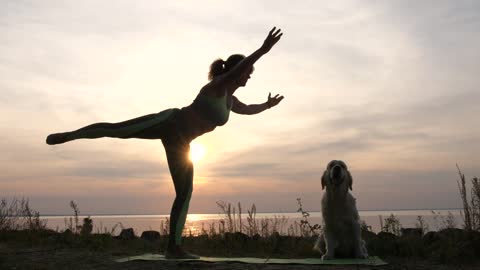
xmin=267 ymin=92 xmax=284 ymax=108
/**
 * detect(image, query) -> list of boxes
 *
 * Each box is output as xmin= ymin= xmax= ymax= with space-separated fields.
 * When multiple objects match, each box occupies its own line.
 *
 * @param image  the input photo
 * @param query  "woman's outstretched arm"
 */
xmin=231 ymin=93 xmax=284 ymax=115
xmin=213 ymin=27 xmax=283 ymax=90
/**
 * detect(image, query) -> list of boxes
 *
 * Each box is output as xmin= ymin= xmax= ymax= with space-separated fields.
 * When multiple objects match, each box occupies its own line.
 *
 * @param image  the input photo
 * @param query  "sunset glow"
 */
xmin=189 ymin=142 xmax=206 ymax=163
xmin=1 ymin=1 xmax=479 ymax=215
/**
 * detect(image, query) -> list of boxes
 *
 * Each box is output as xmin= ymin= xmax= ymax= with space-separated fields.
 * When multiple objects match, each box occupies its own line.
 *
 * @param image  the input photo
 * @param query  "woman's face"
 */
xmin=238 ymin=66 xmax=254 ymax=87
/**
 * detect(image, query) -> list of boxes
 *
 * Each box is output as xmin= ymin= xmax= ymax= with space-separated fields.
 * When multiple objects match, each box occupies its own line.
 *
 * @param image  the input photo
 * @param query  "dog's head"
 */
xmin=321 ymin=160 xmax=352 ymax=190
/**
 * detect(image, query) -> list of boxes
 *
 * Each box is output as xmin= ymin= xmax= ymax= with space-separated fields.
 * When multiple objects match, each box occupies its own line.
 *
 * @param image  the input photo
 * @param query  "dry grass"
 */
xmin=1 ymin=164 xmax=479 ymax=264
xmin=0 ymin=197 xmax=47 ymax=231
xmin=176 ymin=200 xmax=296 ymax=237
xmin=457 ymin=164 xmax=480 ymax=231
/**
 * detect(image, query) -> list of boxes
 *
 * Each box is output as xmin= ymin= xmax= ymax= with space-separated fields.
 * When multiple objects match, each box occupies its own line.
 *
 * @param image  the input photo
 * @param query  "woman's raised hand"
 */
xmin=261 ymin=27 xmax=283 ymax=54
xmin=267 ymin=92 xmax=284 ymax=108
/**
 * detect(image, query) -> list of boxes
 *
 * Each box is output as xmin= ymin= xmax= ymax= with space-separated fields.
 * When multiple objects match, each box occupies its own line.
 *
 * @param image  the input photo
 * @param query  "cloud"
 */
xmin=200 ymin=87 xmax=479 ymax=210
xmin=0 ymin=134 xmax=170 ymax=183
xmin=1 ymin=0 xmax=479 ymax=214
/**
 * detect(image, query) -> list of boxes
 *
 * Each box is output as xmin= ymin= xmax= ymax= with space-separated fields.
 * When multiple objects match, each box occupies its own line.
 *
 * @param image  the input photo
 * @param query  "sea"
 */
xmin=41 ymin=209 xmax=463 ymax=236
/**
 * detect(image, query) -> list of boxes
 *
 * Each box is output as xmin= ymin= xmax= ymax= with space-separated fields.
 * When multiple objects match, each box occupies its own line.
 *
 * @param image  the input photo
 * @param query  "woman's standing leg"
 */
xmin=162 ymin=136 xmax=199 ymax=259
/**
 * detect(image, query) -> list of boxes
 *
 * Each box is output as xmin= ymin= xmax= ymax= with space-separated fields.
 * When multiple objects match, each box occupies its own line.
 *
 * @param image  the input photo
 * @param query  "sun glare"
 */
xmin=189 ymin=142 xmax=206 ymax=162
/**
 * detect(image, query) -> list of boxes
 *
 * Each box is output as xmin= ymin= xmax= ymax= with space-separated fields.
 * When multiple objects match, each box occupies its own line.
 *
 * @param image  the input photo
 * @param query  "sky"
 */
xmin=1 ymin=0 xmax=479 ymax=215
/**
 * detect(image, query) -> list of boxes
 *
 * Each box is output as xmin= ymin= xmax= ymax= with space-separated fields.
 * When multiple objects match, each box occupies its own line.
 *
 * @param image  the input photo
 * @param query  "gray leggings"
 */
xmin=64 ymin=108 xmax=193 ymax=247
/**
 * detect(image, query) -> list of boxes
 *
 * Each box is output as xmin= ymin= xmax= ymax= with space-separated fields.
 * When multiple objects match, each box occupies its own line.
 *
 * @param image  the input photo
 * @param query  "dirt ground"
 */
xmin=1 ymin=245 xmax=480 ymax=270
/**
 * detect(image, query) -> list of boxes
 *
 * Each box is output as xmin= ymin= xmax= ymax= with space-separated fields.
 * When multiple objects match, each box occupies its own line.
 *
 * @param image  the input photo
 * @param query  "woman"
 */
xmin=46 ymin=27 xmax=284 ymax=259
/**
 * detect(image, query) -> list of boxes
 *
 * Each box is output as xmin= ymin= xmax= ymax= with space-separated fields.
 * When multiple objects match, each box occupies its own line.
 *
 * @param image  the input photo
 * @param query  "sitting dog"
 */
xmin=314 ymin=160 xmax=368 ymax=260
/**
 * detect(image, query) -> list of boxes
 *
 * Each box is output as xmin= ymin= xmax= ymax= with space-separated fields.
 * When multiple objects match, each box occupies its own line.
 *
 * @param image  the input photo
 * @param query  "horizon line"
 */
xmin=39 ymin=207 xmax=463 ymax=217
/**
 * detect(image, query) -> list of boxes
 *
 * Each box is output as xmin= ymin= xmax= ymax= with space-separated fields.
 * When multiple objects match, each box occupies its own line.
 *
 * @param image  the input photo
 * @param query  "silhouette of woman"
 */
xmin=46 ymin=27 xmax=284 ymax=259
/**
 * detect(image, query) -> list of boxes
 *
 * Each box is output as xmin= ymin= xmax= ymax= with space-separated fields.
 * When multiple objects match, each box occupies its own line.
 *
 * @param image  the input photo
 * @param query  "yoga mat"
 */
xmin=115 ymin=253 xmax=387 ymax=265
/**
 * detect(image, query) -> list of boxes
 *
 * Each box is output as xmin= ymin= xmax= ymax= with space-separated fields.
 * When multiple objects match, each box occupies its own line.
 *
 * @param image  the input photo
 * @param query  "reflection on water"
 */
xmin=42 ymin=209 xmax=462 ymax=235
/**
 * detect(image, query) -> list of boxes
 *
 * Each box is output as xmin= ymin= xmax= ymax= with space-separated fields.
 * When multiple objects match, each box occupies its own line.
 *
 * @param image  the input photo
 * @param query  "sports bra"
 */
xmin=191 ymin=93 xmax=232 ymax=126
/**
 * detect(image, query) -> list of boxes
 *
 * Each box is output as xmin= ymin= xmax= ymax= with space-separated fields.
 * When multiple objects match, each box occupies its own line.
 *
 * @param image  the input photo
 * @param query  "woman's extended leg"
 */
xmin=46 ymin=109 xmax=178 ymax=145
xmin=162 ymin=137 xmax=198 ymax=259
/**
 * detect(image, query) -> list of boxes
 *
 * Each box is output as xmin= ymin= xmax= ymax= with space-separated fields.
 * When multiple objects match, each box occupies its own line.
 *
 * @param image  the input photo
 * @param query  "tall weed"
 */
xmin=0 ymin=197 xmax=46 ymax=231
xmin=456 ymin=164 xmax=480 ymax=231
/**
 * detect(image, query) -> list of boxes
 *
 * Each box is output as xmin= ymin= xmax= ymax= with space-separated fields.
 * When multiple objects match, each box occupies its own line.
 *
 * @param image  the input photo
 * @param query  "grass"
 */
xmin=0 ymin=197 xmax=47 ymax=231
xmin=457 ymin=164 xmax=480 ymax=231
xmin=212 ymin=200 xmax=306 ymax=237
xmin=1 ymin=165 xmax=480 ymax=264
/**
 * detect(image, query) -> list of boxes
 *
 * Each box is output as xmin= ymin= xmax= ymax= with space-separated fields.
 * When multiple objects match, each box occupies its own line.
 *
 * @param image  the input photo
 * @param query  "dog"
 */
xmin=314 ymin=160 xmax=368 ymax=260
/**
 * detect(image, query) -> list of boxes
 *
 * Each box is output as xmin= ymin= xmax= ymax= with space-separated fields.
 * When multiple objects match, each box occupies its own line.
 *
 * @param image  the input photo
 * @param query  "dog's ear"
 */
xmin=347 ymin=170 xmax=353 ymax=190
xmin=321 ymin=170 xmax=327 ymax=190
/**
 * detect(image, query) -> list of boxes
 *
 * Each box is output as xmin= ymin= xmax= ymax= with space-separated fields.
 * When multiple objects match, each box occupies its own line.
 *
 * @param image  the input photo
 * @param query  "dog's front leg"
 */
xmin=352 ymin=222 xmax=368 ymax=259
xmin=322 ymin=232 xmax=336 ymax=260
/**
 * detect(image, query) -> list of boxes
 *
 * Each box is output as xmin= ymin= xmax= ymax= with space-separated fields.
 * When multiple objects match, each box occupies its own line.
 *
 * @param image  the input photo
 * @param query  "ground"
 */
xmin=1 ymin=229 xmax=480 ymax=270
xmin=1 ymin=245 xmax=480 ymax=270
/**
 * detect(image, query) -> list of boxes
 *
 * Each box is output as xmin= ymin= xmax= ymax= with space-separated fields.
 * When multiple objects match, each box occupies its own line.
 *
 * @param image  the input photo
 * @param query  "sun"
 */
xmin=189 ymin=142 xmax=206 ymax=162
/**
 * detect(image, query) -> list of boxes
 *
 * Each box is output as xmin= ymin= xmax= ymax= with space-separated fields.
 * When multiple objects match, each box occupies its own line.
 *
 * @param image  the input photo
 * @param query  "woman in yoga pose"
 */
xmin=46 ymin=27 xmax=284 ymax=259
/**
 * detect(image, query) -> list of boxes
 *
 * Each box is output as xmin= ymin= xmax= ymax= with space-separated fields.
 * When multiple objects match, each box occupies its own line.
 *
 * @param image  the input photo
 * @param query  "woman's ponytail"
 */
xmin=208 ymin=58 xmax=225 ymax=81
xmin=208 ymin=54 xmax=246 ymax=80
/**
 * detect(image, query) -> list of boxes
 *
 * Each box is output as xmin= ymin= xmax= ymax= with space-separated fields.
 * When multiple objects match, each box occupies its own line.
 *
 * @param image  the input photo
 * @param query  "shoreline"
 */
xmin=37 ymin=208 xmax=464 ymax=217
xmin=40 ymin=210 xmax=464 ymax=236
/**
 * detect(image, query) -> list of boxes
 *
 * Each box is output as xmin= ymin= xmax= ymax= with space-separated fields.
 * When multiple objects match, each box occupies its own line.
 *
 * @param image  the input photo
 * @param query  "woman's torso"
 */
xmin=177 ymin=90 xmax=233 ymax=141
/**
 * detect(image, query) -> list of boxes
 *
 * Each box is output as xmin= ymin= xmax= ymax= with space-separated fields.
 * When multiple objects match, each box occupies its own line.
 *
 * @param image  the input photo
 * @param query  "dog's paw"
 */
xmin=321 ymin=254 xmax=334 ymax=260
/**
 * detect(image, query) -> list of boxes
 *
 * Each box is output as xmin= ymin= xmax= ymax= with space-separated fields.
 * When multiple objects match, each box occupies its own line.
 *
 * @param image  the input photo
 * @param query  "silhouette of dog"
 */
xmin=314 ymin=160 xmax=368 ymax=260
